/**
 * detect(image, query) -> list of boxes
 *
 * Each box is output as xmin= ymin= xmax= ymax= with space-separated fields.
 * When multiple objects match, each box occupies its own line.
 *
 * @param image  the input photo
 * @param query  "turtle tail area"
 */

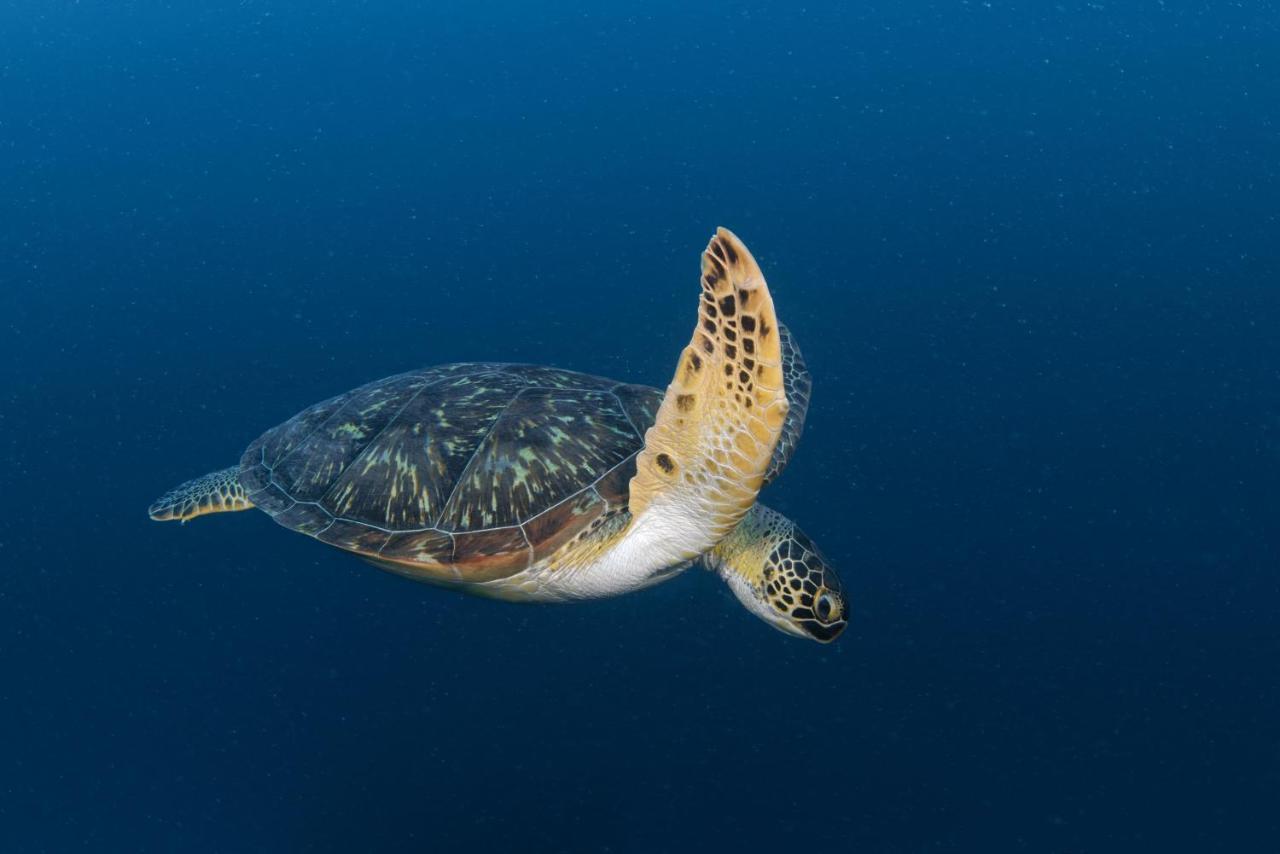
xmin=148 ymin=466 xmax=254 ymax=523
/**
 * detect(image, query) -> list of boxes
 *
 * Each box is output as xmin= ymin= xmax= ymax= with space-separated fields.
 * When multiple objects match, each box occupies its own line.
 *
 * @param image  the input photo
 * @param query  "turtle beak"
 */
xmin=798 ymin=617 xmax=847 ymax=643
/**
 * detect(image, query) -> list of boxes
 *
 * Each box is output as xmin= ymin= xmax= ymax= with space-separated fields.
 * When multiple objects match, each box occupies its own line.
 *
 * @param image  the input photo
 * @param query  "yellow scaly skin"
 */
xmin=705 ymin=504 xmax=848 ymax=643
xmin=626 ymin=228 xmax=789 ymax=563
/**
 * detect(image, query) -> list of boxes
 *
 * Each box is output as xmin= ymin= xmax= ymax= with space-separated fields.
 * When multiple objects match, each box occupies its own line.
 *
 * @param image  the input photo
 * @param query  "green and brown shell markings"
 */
xmin=238 ymin=363 xmax=662 ymax=580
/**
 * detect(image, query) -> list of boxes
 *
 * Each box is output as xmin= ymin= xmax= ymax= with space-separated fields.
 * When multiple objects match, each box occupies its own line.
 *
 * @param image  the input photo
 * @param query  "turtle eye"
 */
xmin=815 ymin=593 xmax=836 ymax=623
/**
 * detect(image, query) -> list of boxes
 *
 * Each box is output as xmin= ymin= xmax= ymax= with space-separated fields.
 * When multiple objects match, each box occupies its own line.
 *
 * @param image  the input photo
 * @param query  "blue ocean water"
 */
xmin=2 ymin=1 xmax=1278 ymax=850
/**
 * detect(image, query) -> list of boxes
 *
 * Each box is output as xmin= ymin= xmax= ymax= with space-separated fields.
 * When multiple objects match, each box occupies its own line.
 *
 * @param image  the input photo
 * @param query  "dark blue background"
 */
xmin=2 ymin=1 xmax=1278 ymax=851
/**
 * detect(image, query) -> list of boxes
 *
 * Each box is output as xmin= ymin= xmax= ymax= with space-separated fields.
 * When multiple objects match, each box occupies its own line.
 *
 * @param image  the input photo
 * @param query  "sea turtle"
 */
xmin=149 ymin=229 xmax=847 ymax=642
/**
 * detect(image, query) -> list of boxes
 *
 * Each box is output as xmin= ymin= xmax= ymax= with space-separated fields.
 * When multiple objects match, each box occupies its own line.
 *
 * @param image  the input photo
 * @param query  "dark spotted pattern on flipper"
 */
xmin=236 ymin=363 xmax=656 ymax=580
xmin=763 ymin=323 xmax=812 ymax=486
xmin=628 ymin=228 xmax=789 ymax=549
xmin=149 ymin=466 xmax=253 ymax=522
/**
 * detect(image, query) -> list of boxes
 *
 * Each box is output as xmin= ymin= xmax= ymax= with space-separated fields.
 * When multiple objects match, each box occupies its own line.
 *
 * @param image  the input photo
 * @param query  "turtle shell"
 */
xmin=238 ymin=363 xmax=663 ymax=581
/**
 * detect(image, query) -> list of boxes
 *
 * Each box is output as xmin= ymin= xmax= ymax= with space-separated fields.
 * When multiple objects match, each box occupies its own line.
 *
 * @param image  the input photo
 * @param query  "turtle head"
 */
xmin=708 ymin=505 xmax=848 ymax=643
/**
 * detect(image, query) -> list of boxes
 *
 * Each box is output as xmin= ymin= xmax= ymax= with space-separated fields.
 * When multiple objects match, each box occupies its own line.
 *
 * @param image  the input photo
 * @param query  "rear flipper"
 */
xmin=148 ymin=466 xmax=254 ymax=523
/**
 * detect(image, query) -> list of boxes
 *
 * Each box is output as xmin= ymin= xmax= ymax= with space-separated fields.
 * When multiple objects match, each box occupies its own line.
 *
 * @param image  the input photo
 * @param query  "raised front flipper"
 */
xmin=148 ymin=466 xmax=254 ymax=523
xmin=627 ymin=228 xmax=789 ymax=562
